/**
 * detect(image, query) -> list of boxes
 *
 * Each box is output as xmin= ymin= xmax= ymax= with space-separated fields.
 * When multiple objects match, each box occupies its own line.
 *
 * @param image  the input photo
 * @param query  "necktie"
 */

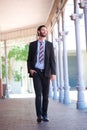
xmin=39 ymin=42 xmax=44 ymax=63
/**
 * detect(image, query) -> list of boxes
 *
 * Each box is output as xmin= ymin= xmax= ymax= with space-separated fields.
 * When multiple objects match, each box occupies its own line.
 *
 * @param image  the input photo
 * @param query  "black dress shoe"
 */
xmin=37 ymin=117 xmax=42 ymax=123
xmin=43 ymin=116 xmax=49 ymax=122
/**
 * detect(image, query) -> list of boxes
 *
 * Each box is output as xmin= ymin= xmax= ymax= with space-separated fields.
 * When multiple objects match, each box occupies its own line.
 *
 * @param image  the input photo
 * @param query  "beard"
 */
xmin=39 ymin=31 xmax=47 ymax=37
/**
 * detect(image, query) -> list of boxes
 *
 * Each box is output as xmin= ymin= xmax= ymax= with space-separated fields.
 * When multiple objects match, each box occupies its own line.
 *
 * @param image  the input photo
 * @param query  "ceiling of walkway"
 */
xmin=0 ymin=0 xmax=54 ymax=32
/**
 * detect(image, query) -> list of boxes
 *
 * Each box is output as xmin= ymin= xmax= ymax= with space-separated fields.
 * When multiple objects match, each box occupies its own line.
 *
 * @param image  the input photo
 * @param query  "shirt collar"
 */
xmin=38 ymin=39 xmax=45 ymax=43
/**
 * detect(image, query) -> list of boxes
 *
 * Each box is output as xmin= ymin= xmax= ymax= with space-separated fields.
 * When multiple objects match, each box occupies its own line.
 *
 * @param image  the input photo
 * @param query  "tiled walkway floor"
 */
xmin=0 ymin=96 xmax=87 ymax=130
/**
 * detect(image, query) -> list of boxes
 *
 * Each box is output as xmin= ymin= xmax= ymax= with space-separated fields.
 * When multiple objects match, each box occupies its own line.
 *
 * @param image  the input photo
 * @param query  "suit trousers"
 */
xmin=33 ymin=69 xmax=50 ymax=117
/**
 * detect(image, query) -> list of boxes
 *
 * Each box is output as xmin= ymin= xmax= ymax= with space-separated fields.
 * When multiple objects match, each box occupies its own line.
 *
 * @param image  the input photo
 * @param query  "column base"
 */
xmin=53 ymin=93 xmax=58 ymax=100
xmin=49 ymin=81 xmax=53 ymax=99
xmin=77 ymin=101 xmax=87 ymax=109
xmin=59 ymin=89 xmax=64 ymax=103
xmin=63 ymin=90 xmax=71 ymax=104
xmin=0 ymin=79 xmax=3 ymax=98
xmin=77 ymin=88 xmax=87 ymax=109
xmin=5 ymin=88 xmax=9 ymax=98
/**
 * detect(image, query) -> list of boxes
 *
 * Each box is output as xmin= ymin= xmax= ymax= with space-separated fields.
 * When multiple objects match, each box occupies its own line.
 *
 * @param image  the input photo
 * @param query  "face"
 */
xmin=38 ymin=27 xmax=48 ymax=37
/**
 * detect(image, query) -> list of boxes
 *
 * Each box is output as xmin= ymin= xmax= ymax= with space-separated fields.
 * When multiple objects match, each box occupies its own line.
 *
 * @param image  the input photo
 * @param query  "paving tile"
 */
xmin=0 ymin=98 xmax=87 ymax=130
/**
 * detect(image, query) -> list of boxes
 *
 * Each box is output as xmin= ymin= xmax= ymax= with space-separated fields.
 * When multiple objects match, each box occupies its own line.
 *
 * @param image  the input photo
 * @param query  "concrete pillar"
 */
xmin=79 ymin=0 xmax=87 ymax=50
xmin=58 ymin=39 xmax=64 ymax=103
xmin=56 ymin=18 xmax=60 ymax=100
xmin=0 ymin=53 xmax=3 ymax=98
xmin=56 ymin=17 xmax=64 ymax=103
xmin=48 ymin=31 xmax=54 ymax=98
xmin=53 ymin=44 xmax=59 ymax=100
xmin=50 ymin=29 xmax=58 ymax=100
xmin=52 ymin=80 xmax=58 ymax=100
xmin=70 ymin=0 xmax=86 ymax=109
xmin=61 ymin=11 xmax=71 ymax=104
xmin=4 ymin=40 xmax=9 ymax=98
xmin=49 ymin=80 xmax=53 ymax=98
xmin=52 ymin=27 xmax=58 ymax=100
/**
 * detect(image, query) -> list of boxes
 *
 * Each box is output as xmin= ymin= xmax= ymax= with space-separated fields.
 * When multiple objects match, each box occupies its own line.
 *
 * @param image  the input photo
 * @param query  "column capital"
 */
xmin=76 ymin=86 xmax=86 ymax=91
xmin=79 ymin=0 xmax=87 ymax=9
xmin=70 ymin=13 xmax=83 ymax=20
xmin=55 ymin=37 xmax=62 ymax=43
xmin=59 ymin=31 xmax=68 ymax=36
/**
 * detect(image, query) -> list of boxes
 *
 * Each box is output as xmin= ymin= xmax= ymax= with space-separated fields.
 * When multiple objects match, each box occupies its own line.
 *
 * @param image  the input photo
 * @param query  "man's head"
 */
xmin=37 ymin=25 xmax=48 ymax=37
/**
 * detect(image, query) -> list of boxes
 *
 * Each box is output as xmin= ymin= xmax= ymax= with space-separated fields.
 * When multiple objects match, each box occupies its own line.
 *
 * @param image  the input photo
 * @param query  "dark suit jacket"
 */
xmin=27 ymin=40 xmax=56 ymax=78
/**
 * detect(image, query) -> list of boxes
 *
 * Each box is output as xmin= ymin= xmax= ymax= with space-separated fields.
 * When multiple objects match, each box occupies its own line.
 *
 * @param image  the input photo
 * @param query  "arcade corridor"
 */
xmin=0 ymin=97 xmax=87 ymax=130
xmin=0 ymin=0 xmax=87 ymax=129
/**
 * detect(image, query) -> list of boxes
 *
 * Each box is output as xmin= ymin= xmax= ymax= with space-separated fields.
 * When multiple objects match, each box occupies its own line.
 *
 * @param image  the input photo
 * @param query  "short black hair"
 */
xmin=37 ymin=25 xmax=46 ymax=31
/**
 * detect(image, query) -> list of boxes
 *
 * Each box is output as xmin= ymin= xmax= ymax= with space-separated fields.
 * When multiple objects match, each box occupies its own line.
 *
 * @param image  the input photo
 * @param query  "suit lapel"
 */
xmin=33 ymin=40 xmax=38 ymax=64
xmin=34 ymin=40 xmax=38 ymax=50
xmin=44 ymin=40 xmax=48 ymax=66
xmin=45 ymin=40 xmax=49 ymax=56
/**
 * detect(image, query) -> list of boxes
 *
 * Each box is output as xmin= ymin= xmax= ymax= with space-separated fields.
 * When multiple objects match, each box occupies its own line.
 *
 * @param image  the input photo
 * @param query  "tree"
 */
xmin=2 ymin=44 xmax=29 ymax=81
xmin=8 ymin=44 xmax=29 ymax=61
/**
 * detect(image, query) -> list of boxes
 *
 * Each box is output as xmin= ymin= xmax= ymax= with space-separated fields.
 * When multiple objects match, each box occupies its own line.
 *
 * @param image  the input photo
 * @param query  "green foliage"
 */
xmin=1 ymin=56 xmax=12 ymax=80
xmin=1 ymin=56 xmax=6 ymax=79
xmin=8 ymin=44 xmax=29 ymax=61
xmin=2 ymin=44 xmax=29 ymax=81
xmin=13 ymin=70 xmax=22 ymax=81
xmin=2 ymin=64 xmax=6 ymax=79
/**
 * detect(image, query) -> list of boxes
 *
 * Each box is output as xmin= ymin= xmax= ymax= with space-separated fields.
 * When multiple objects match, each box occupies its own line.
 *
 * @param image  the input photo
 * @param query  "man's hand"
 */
xmin=30 ymin=69 xmax=37 ymax=76
xmin=50 ymin=75 xmax=56 ymax=81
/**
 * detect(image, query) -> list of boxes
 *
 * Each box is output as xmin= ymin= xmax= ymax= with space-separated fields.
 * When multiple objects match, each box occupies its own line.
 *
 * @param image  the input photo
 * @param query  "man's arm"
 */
xmin=50 ymin=43 xmax=56 ymax=74
xmin=27 ymin=43 xmax=37 ymax=76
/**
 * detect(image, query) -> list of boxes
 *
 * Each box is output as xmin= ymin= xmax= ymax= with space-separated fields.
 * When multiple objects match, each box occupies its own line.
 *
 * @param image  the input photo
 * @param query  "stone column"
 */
xmin=4 ymin=40 xmax=9 ymax=98
xmin=61 ymin=11 xmax=71 ymax=104
xmin=52 ymin=45 xmax=59 ymax=100
xmin=56 ymin=15 xmax=60 ymax=100
xmin=49 ymin=31 xmax=53 ymax=98
xmin=79 ymin=0 xmax=87 ymax=50
xmin=58 ymin=39 xmax=64 ymax=103
xmin=49 ymin=29 xmax=58 ymax=100
xmin=56 ymin=18 xmax=64 ymax=103
xmin=70 ymin=0 xmax=86 ymax=109
xmin=49 ymin=80 xmax=53 ymax=98
xmin=52 ymin=27 xmax=58 ymax=100
xmin=0 ymin=51 xmax=3 ymax=98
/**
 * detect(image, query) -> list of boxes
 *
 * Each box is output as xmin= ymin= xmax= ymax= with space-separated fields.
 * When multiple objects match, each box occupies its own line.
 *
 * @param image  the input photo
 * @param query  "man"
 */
xmin=27 ymin=25 xmax=56 ymax=123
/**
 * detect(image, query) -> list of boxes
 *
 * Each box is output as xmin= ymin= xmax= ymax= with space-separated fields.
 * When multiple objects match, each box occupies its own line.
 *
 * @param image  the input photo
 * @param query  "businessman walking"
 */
xmin=27 ymin=25 xmax=56 ymax=123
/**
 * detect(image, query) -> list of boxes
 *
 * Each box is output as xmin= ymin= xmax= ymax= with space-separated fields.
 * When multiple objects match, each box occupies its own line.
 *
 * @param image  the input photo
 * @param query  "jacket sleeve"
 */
xmin=27 ymin=44 xmax=32 ymax=74
xmin=50 ymin=43 xmax=56 ymax=75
